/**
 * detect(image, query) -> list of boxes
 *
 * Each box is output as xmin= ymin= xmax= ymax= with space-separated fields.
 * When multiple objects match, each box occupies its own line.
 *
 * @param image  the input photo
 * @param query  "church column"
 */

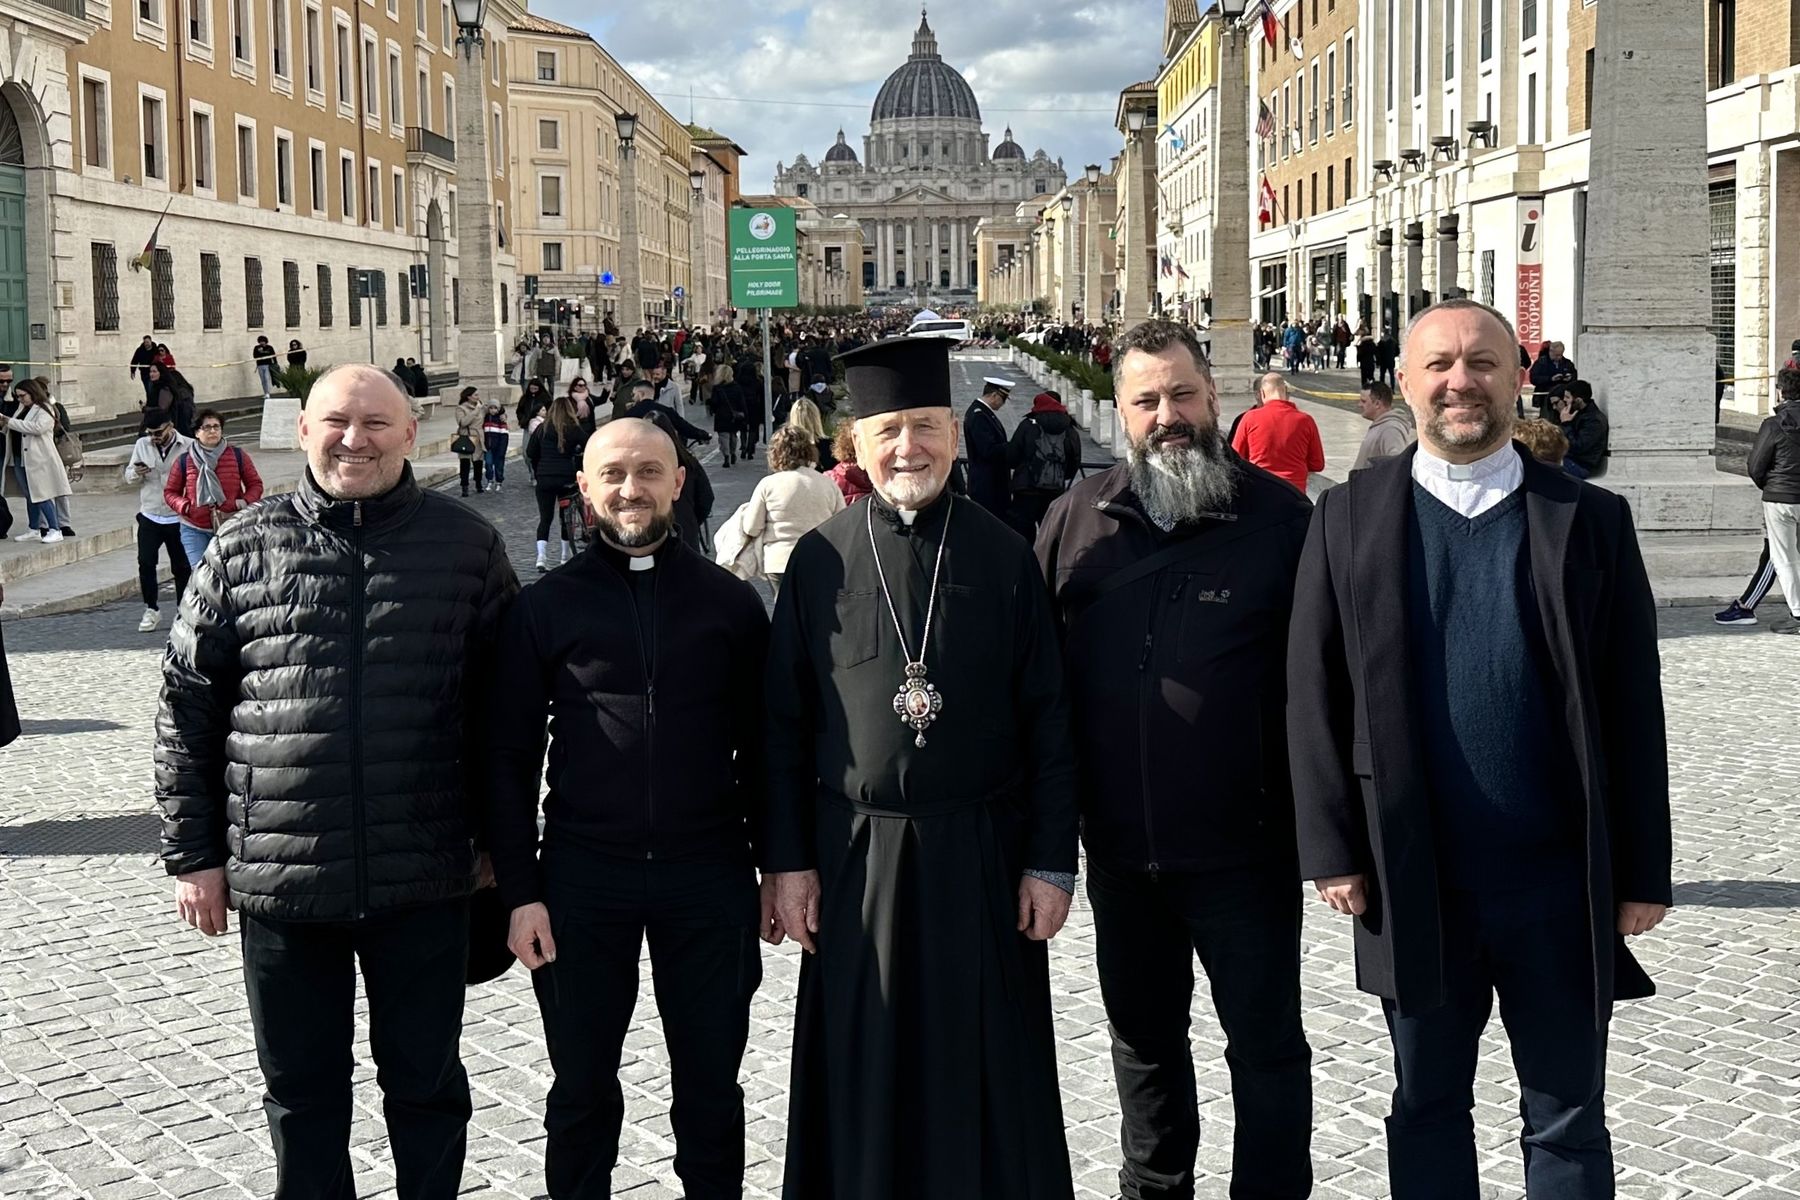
xmin=878 ymin=222 xmax=890 ymax=288
xmin=905 ymin=221 xmax=916 ymax=287
xmin=928 ymin=220 xmax=938 ymax=291
xmin=951 ymin=221 xmax=962 ymax=289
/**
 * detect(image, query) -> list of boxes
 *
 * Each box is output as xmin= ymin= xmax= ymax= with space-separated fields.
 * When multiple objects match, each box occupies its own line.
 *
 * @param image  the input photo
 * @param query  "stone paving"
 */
xmin=2 ymin=356 xmax=1798 ymax=1198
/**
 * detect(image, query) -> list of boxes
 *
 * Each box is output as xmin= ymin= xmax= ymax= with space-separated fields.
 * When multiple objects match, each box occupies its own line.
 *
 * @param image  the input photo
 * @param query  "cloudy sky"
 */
xmin=529 ymin=0 xmax=1167 ymax=192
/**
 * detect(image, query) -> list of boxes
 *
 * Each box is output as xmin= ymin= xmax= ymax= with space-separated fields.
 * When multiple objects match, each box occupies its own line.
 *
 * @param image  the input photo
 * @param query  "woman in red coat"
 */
xmin=164 ymin=408 xmax=264 ymax=567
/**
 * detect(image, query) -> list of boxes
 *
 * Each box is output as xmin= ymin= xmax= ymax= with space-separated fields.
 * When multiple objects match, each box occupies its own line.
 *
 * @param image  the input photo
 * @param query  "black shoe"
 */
xmin=61 ymin=527 xmax=75 ymax=537
xmin=461 ymin=487 xmax=469 ymax=496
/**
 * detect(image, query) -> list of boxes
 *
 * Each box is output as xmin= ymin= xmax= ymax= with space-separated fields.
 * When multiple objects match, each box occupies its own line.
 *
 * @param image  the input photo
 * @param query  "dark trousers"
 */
xmin=1006 ymin=489 xmax=1059 ymax=542
xmin=1383 ymin=876 xmax=1611 ymax=1199
xmin=534 ymin=853 xmax=761 ymax=1200
xmin=240 ymin=899 xmax=473 ymax=1200
xmin=458 ymin=456 xmax=485 ymax=492
xmin=1088 ymin=859 xmax=1313 ymax=1199
xmin=136 ymin=515 xmax=190 ymax=609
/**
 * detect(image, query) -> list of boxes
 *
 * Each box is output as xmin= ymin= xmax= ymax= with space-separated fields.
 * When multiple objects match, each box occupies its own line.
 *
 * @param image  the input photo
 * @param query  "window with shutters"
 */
xmin=452 ymin=276 xmax=460 ymax=325
xmin=92 ymin=243 xmax=121 ymax=332
xmin=1480 ymin=0 xmax=1493 ymax=61
xmin=153 ymin=248 xmax=177 ymax=330
xmin=284 ymin=260 xmax=301 ymax=328
xmin=200 ymin=252 xmax=222 ymax=329
xmin=1522 ymin=0 xmax=1538 ymax=40
xmin=348 ymin=266 xmax=362 ymax=326
xmin=398 ymin=270 xmax=410 ymax=325
xmin=373 ymin=270 xmax=387 ymax=326
xmin=244 ymin=257 xmax=265 ymax=328
xmin=317 ymin=263 xmax=333 ymax=327
xmin=1481 ymin=250 xmax=1496 ymax=306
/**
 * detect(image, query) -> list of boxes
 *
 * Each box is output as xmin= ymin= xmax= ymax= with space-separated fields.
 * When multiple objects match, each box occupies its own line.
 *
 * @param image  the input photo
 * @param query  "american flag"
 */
xmin=1159 ymin=255 xmax=1173 ymax=277
xmin=1256 ymin=100 xmax=1275 ymax=142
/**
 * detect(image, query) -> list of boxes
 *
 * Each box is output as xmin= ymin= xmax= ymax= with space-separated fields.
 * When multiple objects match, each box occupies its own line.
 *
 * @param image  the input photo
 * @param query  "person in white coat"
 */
xmin=735 ymin=426 xmax=844 ymax=594
xmin=1 ymin=378 xmax=73 ymax=543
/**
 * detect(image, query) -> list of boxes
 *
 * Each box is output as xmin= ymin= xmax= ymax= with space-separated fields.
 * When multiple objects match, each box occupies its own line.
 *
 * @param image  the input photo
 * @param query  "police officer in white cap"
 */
xmin=963 ymin=375 xmax=1016 ymax=518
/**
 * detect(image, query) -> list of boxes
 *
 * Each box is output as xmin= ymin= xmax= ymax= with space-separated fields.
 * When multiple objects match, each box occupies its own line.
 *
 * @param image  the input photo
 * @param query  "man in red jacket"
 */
xmin=1230 ymin=373 xmax=1325 ymax=493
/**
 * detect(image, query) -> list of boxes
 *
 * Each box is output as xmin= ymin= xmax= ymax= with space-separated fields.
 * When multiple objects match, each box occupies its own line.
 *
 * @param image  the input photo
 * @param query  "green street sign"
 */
xmin=729 ymin=207 xmax=798 ymax=309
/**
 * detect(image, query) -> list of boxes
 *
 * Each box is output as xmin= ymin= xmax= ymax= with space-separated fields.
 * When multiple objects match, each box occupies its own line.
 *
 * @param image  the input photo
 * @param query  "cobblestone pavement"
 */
xmin=2 ymin=357 xmax=1798 ymax=1199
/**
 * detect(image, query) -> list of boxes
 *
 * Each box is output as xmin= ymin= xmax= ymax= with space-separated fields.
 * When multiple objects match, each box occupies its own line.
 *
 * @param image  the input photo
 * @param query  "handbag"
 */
xmin=54 ymin=425 xmax=84 ymax=469
xmin=449 ymin=434 xmax=476 ymax=456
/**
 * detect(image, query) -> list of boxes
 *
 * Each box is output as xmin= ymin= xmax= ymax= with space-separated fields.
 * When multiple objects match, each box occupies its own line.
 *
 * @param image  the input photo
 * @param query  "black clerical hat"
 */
xmin=834 ymin=336 xmax=952 ymax=417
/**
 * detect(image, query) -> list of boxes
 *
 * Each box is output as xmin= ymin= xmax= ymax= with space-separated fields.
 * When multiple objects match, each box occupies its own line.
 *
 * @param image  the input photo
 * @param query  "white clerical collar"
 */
xmin=627 ymin=552 xmax=656 ymax=571
xmin=1413 ymin=439 xmax=1517 ymax=483
xmin=896 ymin=508 xmax=919 ymax=527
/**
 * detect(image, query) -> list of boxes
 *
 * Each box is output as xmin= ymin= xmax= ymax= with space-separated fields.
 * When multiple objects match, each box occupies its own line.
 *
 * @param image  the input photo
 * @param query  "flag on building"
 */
xmin=1259 ymin=1 xmax=1280 ymax=49
xmin=1291 ymin=36 xmax=1305 ymax=60
xmin=1258 ymin=176 xmax=1278 ymax=228
xmin=1160 ymin=255 xmax=1173 ymax=276
xmin=1256 ymin=100 xmax=1276 ymax=141
xmin=1175 ymin=262 xmax=1189 ymax=280
xmin=1164 ymin=125 xmax=1187 ymax=152
xmin=128 ymin=198 xmax=174 ymax=273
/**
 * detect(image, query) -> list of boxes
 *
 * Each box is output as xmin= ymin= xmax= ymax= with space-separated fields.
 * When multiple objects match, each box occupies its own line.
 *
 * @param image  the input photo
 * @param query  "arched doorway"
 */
xmin=425 ymin=198 xmax=447 ymax=361
xmin=0 ymin=99 xmax=29 ymax=368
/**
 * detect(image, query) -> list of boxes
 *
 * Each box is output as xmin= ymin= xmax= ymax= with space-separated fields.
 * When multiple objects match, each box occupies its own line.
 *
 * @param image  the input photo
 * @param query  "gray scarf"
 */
xmin=194 ymin=438 xmax=230 ymax=507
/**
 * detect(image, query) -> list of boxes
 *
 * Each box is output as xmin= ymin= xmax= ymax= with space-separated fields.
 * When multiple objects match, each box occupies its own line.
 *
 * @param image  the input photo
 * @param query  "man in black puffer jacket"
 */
xmin=155 ymin=362 xmax=519 ymax=1200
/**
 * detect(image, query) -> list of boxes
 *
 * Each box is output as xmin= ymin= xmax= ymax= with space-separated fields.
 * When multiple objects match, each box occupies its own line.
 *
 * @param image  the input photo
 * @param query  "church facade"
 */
xmin=772 ymin=13 xmax=1066 ymax=304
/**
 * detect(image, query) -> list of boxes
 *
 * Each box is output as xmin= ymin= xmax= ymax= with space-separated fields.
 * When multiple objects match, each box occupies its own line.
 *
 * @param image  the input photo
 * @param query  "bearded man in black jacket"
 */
xmin=155 ymin=363 xmax=519 ymax=1200
xmin=1035 ymin=320 xmax=1315 ymax=1199
xmin=486 ymin=418 xmax=770 ymax=1200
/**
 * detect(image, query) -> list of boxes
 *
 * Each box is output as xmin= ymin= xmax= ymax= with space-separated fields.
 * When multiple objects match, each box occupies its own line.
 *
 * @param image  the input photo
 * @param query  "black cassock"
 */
xmin=764 ymin=488 xmax=1078 ymax=1200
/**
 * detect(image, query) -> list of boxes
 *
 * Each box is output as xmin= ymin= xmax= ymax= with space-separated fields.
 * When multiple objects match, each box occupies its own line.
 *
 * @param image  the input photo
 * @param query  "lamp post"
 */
xmin=1207 ymin=0 xmax=1255 ymax=409
xmin=1122 ymin=104 xmax=1151 ymax=327
xmin=616 ymin=111 xmax=643 ymax=335
xmin=449 ymin=0 xmax=502 ymax=389
xmin=1060 ymin=192 xmax=1076 ymax=324
xmin=1083 ymin=162 xmax=1102 ymax=332
xmin=687 ymin=166 xmax=705 ymax=328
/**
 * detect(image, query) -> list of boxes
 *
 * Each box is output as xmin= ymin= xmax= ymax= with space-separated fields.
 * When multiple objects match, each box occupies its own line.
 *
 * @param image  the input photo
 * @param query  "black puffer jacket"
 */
xmin=527 ymin=419 xmax=588 ymax=489
xmin=154 ymin=465 xmax=519 ymax=921
xmin=1748 ymin=402 xmax=1800 ymax=504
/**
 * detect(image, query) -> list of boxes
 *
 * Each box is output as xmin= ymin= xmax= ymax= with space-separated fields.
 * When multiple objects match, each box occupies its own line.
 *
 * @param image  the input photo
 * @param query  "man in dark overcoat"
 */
xmin=1287 ymin=298 xmax=1672 ymax=1199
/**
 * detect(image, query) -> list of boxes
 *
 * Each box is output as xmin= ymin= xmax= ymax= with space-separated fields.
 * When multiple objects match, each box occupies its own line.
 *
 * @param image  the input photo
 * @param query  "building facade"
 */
xmin=504 ymin=12 xmax=692 ymax=330
xmin=772 ymin=11 xmax=1066 ymax=305
xmin=29 ymin=0 xmax=521 ymax=420
xmin=1226 ymin=0 xmax=1794 ymax=420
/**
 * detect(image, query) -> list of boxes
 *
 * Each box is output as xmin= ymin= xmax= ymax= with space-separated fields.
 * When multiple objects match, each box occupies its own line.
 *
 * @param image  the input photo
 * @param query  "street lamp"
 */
xmin=689 ymin=168 xmax=705 ymax=199
xmin=687 ymin=167 xmax=707 ymax=328
xmin=446 ymin=0 xmax=501 ymax=387
xmin=1126 ymin=107 xmax=1146 ymax=135
xmin=1083 ymin=164 xmax=1102 ymax=328
xmin=616 ymin=111 xmax=643 ymax=333
xmin=1060 ymin=194 xmax=1076 ymax=322
xmin=450 ymin=0 xmax=487 ymax=57
xmin=1085 ymin=163 xmax=1102 ymax=186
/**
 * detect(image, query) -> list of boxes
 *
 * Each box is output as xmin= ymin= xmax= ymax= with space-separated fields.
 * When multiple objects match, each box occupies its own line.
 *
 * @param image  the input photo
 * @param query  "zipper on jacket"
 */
xmin=623 ymin=564 xmax=659 ymax=861
xmin=1137 ymin=621 xmax=1159 ymax=872
xmin=349 ymin=503 xmax=368 ymax=917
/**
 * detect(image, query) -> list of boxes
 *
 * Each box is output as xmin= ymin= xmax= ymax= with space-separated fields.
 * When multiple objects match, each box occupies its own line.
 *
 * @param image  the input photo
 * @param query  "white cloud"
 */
xmin=528 ymin=0 xmax=1162 ymax=190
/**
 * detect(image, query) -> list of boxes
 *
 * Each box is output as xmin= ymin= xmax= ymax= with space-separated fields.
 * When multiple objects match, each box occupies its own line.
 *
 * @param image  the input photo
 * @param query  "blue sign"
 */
xmin=599 ymin=271 xmax=616 ymax=287
xmin=673 ymin=285 xmax=686 ymax=299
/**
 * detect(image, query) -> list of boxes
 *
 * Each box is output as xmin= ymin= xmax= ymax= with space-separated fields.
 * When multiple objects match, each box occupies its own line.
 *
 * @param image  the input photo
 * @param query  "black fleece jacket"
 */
xmin=482 ymin=536 xmax=770 ymax=910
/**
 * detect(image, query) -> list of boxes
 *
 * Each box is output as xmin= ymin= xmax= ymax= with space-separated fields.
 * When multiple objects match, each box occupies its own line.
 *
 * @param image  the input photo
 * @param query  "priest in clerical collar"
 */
xmin=761 ymin=335 xmax=1080 ymax=1199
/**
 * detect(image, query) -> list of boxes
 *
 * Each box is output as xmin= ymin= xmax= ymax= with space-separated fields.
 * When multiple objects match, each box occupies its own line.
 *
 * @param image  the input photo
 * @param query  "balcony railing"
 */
xmin=405 ymin=126 xmax=455 ymax=167
xmin=32 ymin=0 xmax=87 ymax=18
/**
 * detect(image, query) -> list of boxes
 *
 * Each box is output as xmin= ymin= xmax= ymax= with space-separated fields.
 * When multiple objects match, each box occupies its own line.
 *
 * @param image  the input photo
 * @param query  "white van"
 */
xmin=906 ymin=318 xmax=973 ymax=343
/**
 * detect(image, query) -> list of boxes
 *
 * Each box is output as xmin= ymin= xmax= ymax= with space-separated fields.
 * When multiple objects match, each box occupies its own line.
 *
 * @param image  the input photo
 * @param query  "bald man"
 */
xmin=1230 ymin=371 xmax=1325 ymax=493
xmin=484 ymin=418 xmax=771 ymax=1200
xmin=155 ymin=361 xmax=520 ymax=1198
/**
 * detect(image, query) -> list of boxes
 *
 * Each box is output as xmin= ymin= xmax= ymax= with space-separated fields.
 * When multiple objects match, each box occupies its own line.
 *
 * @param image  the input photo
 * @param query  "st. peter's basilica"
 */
xmin=772 ymin=12 xmax=1066 ymax=298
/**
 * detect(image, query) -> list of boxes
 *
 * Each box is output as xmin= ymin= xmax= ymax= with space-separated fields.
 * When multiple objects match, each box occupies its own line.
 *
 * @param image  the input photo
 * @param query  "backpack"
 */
xmin=1021 ymin=417 xmax=1070 ymax=492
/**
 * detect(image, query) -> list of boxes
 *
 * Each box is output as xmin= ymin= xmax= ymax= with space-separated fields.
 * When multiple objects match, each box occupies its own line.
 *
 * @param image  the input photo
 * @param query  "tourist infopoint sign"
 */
xmin=729 ymin=207 xmax=799 ymax=309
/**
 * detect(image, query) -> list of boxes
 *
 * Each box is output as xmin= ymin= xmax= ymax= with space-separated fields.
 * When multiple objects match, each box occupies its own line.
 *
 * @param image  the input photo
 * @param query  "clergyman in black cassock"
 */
xmin=763 ymin=336 xmax=1079 ymax=1200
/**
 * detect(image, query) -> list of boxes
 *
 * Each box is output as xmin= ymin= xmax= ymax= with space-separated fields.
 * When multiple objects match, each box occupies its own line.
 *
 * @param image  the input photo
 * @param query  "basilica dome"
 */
xmin=824 ymin=129 xmax=859 ymax=163
xmin=992 ymin=127 xmax=1025 ymax=160
xmin=871 ymin=13 xmax=981 ymax=124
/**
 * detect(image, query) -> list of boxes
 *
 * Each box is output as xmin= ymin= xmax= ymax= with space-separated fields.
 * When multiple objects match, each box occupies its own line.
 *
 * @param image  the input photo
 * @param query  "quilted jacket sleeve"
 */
xmin=153 ymin=542 xmax=243 ymax=876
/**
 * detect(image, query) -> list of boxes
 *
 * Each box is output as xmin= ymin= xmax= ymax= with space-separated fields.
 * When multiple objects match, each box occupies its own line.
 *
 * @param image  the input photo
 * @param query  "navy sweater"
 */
xmin=1405 ymin=484 xmax=1580 ymax=883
